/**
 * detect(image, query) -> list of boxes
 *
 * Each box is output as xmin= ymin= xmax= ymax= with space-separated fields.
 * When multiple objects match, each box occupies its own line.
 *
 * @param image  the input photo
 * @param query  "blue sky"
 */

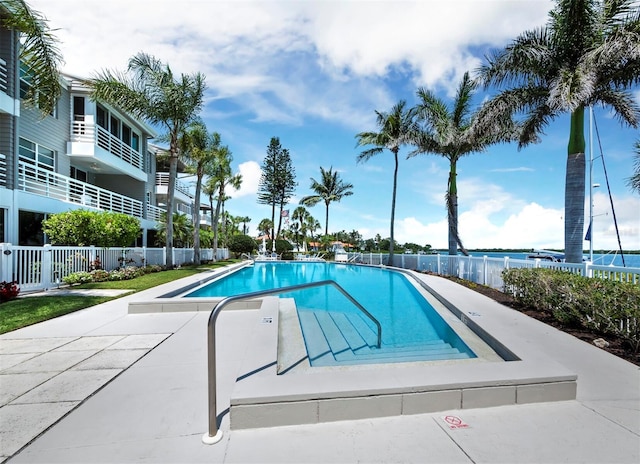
xmin=33 ymin=0 xmax=640 ymax=250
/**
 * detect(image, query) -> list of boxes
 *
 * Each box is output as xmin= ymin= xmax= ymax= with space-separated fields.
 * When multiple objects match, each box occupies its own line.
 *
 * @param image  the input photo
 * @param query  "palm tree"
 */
xmin=292 ymin=206 xmax=311 ymax=251
xmin=203 ymin=146 xmax=242 ymax=257
xmin=411 ymin=71 xmax=517 ymax=256
xmin=628 ymin=139 xmax=640 ymax=193
xmin=300 ymin=167 xmax=354 ymax=239
xmin=88 ymin=52 xmax=206 ymax=268
xmin=356 ymin=100 xmax=419 ymax=262
xmin=156 ymin=212 xmax=193 ymax=248
xmin=180 ymin=121 xmax=220 ymax=265
xmin=2 ymin=0 xmax=63 ymax=116
xmin=238 ymin=216 xmax=252 ymax=235
xmin=477 ymin=0 xmax=640 ymax=263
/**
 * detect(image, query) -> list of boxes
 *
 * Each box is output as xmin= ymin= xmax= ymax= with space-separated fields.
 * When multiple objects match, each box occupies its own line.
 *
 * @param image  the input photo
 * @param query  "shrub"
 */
xmin=227 ymin=234 xmax=257 ymax=256
xmin=0 ymin=281 xmax=20 ymax=303
xmin=90 ymin=269 xmax=110 ymax=282
xmin=43 ymin=210 xmax=141 ymax=247
xmin=63 ymin=272 xmax=93 ymax=285
xmin=503 ymin=268 xmax=640 ymax=352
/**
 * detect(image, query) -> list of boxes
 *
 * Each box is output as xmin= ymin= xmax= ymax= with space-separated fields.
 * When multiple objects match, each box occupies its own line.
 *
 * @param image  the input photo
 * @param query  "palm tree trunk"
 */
xmin=192 ymin=172 xmax=202 ymax=265
xmin=565 ymin=107 xmax=586 ymax=264
xmin=389 ymin=149 xmax=399 ymax=264
xmin=209 ymin=194 xmax=218 ymax=262
xmin=447 ymin=159 xmax=458 ymax=256
xmin=166 ymin=138 xmax=179 ymax=268
xmin=324 ymin=201 xmax=330 ymax=237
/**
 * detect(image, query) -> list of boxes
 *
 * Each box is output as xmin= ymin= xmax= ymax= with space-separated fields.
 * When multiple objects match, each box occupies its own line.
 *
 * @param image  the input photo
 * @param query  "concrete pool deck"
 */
xmin=1 ymin=266 xmax=638 ymax=463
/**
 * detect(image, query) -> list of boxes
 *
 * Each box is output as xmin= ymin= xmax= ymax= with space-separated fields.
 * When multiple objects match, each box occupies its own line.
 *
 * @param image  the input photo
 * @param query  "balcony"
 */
xmin=155 ymin=172 xmax=193 ymax=204
xmin=16 ymin=160 xmax=158 ymax=220
xmin=0 ymin=57 xmax=19 ymax=116
xmin=68 ymin=116 xmax=146 ymax=181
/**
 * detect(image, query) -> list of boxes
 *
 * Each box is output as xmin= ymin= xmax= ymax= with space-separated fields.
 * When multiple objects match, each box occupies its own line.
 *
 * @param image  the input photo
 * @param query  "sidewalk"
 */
xmin=1 ymin=271 xmax=638 ymax=463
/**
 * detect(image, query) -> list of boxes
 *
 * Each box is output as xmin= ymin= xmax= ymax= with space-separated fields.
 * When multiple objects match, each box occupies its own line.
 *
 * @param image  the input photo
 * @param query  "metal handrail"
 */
xmin=202 ymin=279 xmax=381 ymax=444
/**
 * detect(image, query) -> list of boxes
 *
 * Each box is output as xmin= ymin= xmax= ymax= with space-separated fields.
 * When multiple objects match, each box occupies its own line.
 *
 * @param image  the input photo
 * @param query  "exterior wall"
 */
xmin=95 ymin=173 xmax=146 ymax=200
xmin=18 ymin=87 xmax=71 ymax=175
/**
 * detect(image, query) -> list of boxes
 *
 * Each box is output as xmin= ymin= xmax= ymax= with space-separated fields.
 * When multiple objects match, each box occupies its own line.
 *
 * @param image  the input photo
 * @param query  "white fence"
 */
xmin=351 ymin=253 xmax=640 ymax=288
xmin=0 ymin=244 xmax=229 ymax=293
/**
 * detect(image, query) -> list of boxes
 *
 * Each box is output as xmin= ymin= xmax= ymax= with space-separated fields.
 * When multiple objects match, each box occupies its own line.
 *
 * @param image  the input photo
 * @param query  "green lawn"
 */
xmin=0 ymin=260 xmax=240 ymax=334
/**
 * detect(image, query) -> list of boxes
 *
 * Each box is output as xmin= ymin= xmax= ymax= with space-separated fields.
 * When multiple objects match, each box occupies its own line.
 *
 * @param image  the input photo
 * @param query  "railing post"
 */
xmin=42 ymin=244 xmax=53 ymax=290
xmin=0 ymin=243 xmax=13 ymax=283
xmin=483 ymin=255 xmax=488 ymax=286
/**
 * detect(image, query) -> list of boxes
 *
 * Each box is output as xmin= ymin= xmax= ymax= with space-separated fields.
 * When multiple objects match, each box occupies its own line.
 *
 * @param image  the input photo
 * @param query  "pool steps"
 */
xmin=298 ymin=309 xmax=471 ymax=366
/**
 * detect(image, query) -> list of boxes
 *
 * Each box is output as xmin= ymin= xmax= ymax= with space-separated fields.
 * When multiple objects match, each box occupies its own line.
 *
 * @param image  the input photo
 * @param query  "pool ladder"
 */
xmin=202 ymin=279 xmax=381 ymax=444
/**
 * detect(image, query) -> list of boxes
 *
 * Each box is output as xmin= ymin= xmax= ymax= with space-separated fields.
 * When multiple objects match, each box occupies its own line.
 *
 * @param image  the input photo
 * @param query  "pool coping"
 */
xmin=127 ymin=263 xmax=578 ymax=429
xmin=228 ymin=288 xmax=577 ymax=429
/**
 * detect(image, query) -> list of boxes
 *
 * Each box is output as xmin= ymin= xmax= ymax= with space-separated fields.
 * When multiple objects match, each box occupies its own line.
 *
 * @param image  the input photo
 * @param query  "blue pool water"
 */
xmin=187 ymin=262 xmax=476 ymax=366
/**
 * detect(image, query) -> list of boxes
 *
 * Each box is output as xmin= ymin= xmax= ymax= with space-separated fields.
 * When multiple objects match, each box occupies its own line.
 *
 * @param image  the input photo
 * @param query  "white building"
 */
xmin=0 ymin=3 xmax=208 ymax=246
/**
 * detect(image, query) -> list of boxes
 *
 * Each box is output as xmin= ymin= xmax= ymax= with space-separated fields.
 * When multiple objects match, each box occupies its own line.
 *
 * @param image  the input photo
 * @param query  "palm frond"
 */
xmin=3 ymin=0 xmax=63 ymax=116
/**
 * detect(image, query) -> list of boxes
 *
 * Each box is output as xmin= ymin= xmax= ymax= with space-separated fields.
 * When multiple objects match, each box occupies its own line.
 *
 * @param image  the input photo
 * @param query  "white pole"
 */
xmin=589 ymin=106 xmax=594 ymax=263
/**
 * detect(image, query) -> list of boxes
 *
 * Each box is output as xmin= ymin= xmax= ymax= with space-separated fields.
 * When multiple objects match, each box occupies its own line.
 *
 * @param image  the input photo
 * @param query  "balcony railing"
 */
xmin=0 ymin=153 xmax=7 ymax=187
xmin=0 ymin=58 xmax=7 ymax=93
xmin=71 ymin=117 xmax=144 ymax=170
xmin=155 ymin=172 xmax=192 ymax=197
xmin=18 ymin=160 xmax=145 ymax=218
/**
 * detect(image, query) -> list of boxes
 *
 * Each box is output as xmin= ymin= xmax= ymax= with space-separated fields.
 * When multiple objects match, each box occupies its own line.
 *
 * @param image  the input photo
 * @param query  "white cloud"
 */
xmin=232 ymin=161 xmax=261 ymax=198
xmin=33 ymin=0 xmax=554 ymax=128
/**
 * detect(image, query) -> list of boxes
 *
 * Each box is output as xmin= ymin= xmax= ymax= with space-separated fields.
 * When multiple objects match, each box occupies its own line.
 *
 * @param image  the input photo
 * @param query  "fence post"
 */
xmin=0 ymin=243 xmax=13 ymax=282
xmin=483 ymin=256 xmax=488 ymax=286
xmin=437 ymin=254 xmax=441 ymax=275
xmin=42 ymin=244 xmax=52 ymax=290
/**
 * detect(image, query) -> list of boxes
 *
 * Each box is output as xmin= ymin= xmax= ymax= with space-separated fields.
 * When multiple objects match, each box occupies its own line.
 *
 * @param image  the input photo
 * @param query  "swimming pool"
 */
xmin=187 ymin=262 xmax=476 ymax=366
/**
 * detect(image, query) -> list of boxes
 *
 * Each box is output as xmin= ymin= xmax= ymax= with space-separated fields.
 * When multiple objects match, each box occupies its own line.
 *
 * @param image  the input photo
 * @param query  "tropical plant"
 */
xmin=257 ymin=137 xmax=297 ymax=243
xmin=292 ymin=206 xmax=311 ymax=251
xmin=477 ymin=0 xmax=640 ymax=262
xmin=356 ymin=100 xmax=419 ymax=262
xmin=238 ymin=216 xmax=252 ymax=235
xmin=628 ymin=139 xmax=640 ymax=193
xmin=42 ymin=210 xmax=140 ymax=247
xmin=299 ymin=167 xmax=354 ymax=239
xmin=410 ymin=71 xmax=518 ymax=256
xmin=2 ymin=0 xmax=63 ymax=116
xmin=156 ymin=212 xmax=193 ymax=248
xmin=180 ymin=120 xmax=220 ymax=265
xmin=88 ymin=52 xmax=206 ymax=267
xmin=203 ymin=146 xmax=242 ymax=256
xmin=257 ymin=218 xmax=273 ymax=237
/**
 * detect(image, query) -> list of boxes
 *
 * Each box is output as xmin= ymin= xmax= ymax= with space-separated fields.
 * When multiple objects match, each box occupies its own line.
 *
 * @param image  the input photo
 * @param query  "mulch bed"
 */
xmin=442 ymin=276 xmax=639 ymax=367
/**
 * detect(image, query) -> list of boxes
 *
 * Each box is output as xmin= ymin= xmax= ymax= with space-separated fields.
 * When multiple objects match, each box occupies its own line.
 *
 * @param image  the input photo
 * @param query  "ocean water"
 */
xmin=470 ymin=251 xmax=640 ymax=269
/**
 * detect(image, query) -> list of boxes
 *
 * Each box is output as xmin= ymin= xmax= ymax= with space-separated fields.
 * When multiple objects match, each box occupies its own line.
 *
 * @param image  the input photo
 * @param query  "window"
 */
xmin=19 ymin=138 xmax=55 ymax=171
xmin=19 ymin=210 xmax=45 ymax=246
xmin=19 ymin=62 xmax=32 ymax=100
xmin=110 ymin=115 xmax=120 ymax=138
xmin=132 ymin=133 xmax=140 ymax=152
xmin=122 ymin=124 xmax=132 ymax=146
xmin=19 ymin=62 xmax=57 ymax=117
xmin=70 ymin=166 xmax=87 ymax=182
xmin=97 ymin=105 xmax=107 ymax=130
xmin=18 ymin=138 xmax=36 ymax=162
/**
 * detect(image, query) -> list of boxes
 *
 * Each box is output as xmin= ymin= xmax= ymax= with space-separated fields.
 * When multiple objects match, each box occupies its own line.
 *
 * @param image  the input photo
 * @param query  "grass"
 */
xmin=0 ymin=259 xmax=240 ymax=334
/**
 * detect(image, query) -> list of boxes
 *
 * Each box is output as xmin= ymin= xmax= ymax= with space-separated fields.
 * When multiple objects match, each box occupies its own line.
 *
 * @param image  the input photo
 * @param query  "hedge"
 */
xmin=503 ymin=268 xmax=640 ymax=353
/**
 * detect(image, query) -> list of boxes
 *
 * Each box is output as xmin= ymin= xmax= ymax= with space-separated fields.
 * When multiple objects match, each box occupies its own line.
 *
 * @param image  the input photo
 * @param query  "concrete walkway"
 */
xmin=1 ymin=270 xmax=638 ymax=463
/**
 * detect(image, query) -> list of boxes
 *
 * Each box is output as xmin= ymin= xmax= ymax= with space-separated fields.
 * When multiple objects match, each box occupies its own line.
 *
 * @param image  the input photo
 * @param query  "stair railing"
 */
xmin=202 ymin=279 xmax=381 ymax=444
